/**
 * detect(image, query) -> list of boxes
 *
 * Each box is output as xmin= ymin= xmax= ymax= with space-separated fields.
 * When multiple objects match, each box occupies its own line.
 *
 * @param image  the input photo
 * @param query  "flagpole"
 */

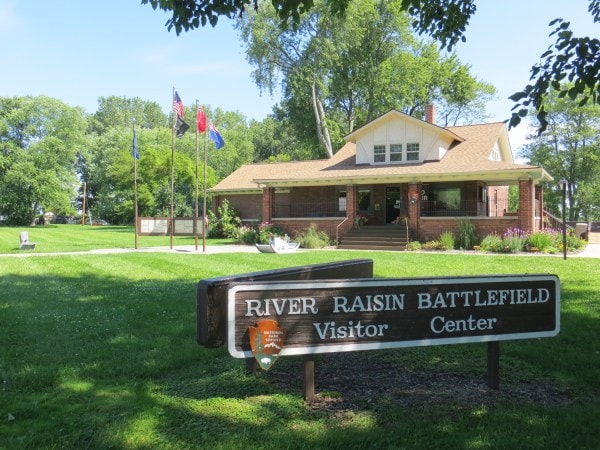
xmin=194 ymin=100 xmax=199 ymax=252
xmin=202 ymin=120 xmax=208 ymax=253
xmin=133 ymin=124 xmax=139 ymax=250
xmin=170 ymin=87 xmax=175 ymax=250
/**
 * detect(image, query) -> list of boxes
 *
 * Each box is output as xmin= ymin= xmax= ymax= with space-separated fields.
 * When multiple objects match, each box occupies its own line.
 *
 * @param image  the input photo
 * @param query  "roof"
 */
xmin=210 ymin=121 xmax=553 ymax=194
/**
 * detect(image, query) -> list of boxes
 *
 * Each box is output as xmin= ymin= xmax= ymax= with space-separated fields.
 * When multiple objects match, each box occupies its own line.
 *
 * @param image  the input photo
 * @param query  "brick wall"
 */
xmin=215 ymin=194 xmax=262 ymax=221
xmin=419 ymin=217 xmax=519 ymax=243
xmin=270 ymin=218 xmax=351 ymax=242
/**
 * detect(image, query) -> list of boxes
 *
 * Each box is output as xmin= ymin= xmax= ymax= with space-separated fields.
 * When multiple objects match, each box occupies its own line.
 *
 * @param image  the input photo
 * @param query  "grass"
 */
xmin=1 ymin=224 xmax=231 ymax=253
xmin=0 ymin=225 xmax=599 ymax=449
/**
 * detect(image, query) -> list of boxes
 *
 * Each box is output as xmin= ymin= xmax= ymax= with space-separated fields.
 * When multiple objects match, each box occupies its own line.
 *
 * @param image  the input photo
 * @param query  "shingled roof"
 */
xmin=210 ymin=121 xmax=552 ymax=194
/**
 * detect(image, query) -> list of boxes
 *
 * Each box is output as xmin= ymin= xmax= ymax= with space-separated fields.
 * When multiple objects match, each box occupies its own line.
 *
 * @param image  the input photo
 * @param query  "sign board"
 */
xmin=197 ymin=259 xmax=374 ymax=347
xmin=228 ymin=274 xmax=559 ymax=358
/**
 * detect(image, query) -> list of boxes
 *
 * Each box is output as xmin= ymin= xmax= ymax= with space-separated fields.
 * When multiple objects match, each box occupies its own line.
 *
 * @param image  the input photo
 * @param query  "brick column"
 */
xmin=535 ymin=184 xmax=543 ymax=231
xmin=408 ymin=183 xmax=420 ymax=240
xmin=262 ymin=187 xmax=273 ymax=223
xmin=518 ymin=179 xmax=534 ymax=233
xmin=346 ymin=185 xmax=356 ymax=220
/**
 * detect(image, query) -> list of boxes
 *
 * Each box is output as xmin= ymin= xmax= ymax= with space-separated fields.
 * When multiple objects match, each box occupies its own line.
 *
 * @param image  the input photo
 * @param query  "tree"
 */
xmin=0 ymin=96 xmax=87 ymax=225
xmin=519 ymin=90 xmax=600 ymax=221
xmin=238 ymin=0 xmax=491 ymax=157
xmin=141 ymin=0 xmax=350 ymax=31
xmin=90 ymin=96 xmax=167 ymax=134
xmin=146 ymin=0 xmax=600 ymax=136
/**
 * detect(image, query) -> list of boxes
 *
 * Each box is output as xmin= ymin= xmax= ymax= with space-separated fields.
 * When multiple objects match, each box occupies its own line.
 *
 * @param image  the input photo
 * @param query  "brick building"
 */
xmin=210 ymin=108 xmax=552 ymax=245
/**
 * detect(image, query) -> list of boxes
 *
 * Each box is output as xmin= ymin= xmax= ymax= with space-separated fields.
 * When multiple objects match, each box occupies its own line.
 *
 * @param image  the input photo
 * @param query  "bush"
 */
xmin=456 ymin=219 xmax=477 ymax=250
xmin=422 ymin=240 xmax=446 ymax=250
xmin=257 ymin=222 xmax=285 ymax=244
xmin=209 ymin=199 xmax=241 ymax=239
xmin=296 ymin=224 xmax=330 ymax=249
xmin=236 ymin=225 xmax=257 ymax=245
xmin=479 ymin=233 xmax=505 ymax=252
xmin=502 ymin=227 xmax=528 ymax=253
xmin=526 ymin=231 xmax=554 ymax=251
xmin=406 ymin=241 xmax=422 ymax=251
xmin=438 ymin=231 xmax=455 ymax=250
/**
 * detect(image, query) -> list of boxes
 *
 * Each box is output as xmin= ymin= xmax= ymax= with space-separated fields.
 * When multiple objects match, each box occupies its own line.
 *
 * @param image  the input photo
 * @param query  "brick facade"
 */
xmin=419 ymin=217 xmax=519 ymax=243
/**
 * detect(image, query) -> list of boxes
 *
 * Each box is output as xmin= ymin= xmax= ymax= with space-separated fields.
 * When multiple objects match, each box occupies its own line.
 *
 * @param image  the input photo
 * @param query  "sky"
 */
xmin=0 ymin=0 xmax=597 ymax=152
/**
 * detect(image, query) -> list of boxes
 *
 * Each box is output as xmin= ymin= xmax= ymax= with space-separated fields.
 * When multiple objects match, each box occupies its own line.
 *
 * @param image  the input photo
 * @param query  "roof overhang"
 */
xmin=251 ymin=167 xmax=553 ymax=188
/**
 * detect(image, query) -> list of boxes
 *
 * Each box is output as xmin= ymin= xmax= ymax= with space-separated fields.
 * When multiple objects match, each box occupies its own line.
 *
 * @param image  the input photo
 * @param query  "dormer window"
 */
xmin=374 ymin=145 xmax=386 ymax=163
xmin=407 ymin=142 xmax=420 ymax=161
xmin=390 ymin=144 xmax=402 ymax=162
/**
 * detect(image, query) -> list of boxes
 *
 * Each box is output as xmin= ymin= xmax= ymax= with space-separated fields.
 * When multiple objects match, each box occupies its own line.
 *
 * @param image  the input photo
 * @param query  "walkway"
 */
xmin=3 ymin=243 xmax=600 ymax=258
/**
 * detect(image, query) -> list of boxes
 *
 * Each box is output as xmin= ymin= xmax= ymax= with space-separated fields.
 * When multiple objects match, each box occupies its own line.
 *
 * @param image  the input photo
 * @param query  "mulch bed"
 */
xmin=264 ymin=352 xmax=574 ymax=411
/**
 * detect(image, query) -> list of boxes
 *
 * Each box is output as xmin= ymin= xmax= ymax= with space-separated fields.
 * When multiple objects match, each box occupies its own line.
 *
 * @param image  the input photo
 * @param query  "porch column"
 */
xmin=346 ymin=185 xmax=356 ymax=220
xmin=535 ymin=184 xmax=543 ymax=231
xmin=408 ymin=183 xmax=420 ymax=240
xmin=262 ymin=187 xmax=274 ymax=223
xmin=518 ymin=178 xmax=535 ymax=233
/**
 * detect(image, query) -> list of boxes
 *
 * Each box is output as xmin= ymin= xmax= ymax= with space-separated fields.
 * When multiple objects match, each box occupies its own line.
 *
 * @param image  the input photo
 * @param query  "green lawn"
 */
xmin=1 ymin=224 xmax=229 ymax=253
xmin=0 ymin=226 xmax=598 ymax=449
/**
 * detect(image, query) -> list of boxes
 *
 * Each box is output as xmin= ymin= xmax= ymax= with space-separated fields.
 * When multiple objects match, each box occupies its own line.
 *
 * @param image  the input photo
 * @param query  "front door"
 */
xmin=385 ymin=187 xmax=403 ymax=223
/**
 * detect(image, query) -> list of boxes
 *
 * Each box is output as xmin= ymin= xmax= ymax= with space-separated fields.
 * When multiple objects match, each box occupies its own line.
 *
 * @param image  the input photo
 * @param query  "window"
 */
xmin=373 ymin=145 xmax=386 ymax=163
xmin=358 ymin=189 xmax=371 ymax=212
xmin=390 ymin=144 xmax=402 ymax=162
xmin=490 ymin=144 xmax=500 ymax=161
xmin=406 ymin=142 xmax=419 ymax=161
xmin=338 ymin=191 xmax=347 ymax=212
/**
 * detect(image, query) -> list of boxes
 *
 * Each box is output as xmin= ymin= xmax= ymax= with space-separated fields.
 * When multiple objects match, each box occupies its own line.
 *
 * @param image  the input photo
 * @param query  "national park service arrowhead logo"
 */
xmin=248 ymin=319 xmax=285 ymax=370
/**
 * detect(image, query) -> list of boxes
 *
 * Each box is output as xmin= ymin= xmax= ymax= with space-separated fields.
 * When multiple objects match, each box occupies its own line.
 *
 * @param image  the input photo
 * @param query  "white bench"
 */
xmin=19 ymin=231 xmax=36 ymax=250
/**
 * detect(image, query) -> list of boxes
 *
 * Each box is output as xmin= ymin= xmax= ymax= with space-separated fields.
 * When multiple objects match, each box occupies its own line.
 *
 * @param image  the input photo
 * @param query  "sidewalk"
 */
xmin=3 ymin=243 xmax=600 ymax=258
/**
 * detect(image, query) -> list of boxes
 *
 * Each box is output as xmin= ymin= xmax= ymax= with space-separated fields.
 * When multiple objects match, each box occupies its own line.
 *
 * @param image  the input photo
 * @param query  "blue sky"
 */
xmin=0 ymin=0 xmax=597 ymax=150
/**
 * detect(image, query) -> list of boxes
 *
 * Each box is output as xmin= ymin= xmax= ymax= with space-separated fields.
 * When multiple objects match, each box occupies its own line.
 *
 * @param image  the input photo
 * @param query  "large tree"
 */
xmin=144 ymin=0 xmax=600 ymax=135
xmin=0 ymin=96 xmax=87 ymax=225
xmin=519 ymin=90 xmax=600 ymax=221
xmin=238 ymin=0 xmax=492 ymax=158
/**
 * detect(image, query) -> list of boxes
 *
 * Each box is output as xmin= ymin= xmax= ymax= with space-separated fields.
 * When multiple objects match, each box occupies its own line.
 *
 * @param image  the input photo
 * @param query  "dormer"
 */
xmin=344 ymin=108 xmax=464 ymax=165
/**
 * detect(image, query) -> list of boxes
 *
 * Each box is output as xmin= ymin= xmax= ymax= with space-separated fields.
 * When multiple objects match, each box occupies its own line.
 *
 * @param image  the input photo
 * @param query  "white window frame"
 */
xmin=373 ymin=145 xmax=386 ymax=163
xmin=406 ymin=142 xmax=420 ymax=161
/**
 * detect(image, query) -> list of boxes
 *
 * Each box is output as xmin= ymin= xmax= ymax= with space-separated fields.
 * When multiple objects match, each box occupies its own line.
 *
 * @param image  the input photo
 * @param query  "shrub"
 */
xmin=209 ymin=199 xmax=241 ymax=239
xmin=257 ymin=222 xmax=284 ymax=244
xmin=236 ymin=225 xmax=257 ymax=245
xmin=479 ymin=233 xmax=505 ymax=252
xmin=422 ymin=240 xmax=446 ymax=250
xmin=502 ymin=227 xmax=528 ymax=253
xmin=526 ymin=231 xmax=554 ymax=251
xmin=438 ymin=231 xmax=455 ymax=250
xmin=296 ymin=223 xmax=330 ymax=249
xmin=406 ymin=241 xmax=422 ymax=251
xmin=456 ymin=219 xmax=477 ymax=250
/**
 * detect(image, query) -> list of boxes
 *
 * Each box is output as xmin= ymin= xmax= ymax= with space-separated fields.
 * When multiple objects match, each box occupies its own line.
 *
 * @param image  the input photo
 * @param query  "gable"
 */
xmin=345 ymin=110 xmax=463 ymax=165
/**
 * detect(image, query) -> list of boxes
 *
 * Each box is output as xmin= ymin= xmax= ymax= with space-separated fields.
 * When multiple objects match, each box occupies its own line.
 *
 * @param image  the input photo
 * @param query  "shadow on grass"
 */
xmin=1 ymin=269 xmax=599 ymax=449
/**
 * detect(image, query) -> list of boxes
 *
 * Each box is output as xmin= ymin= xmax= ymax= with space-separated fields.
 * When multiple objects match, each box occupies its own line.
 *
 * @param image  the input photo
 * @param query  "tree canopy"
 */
xmin=238 ymin=0 xmax=493 ymax=158
xmin=519 ymin=90 xmax=600 ymax=221
xmin=143 ymin=0 xmax=600 ymax=135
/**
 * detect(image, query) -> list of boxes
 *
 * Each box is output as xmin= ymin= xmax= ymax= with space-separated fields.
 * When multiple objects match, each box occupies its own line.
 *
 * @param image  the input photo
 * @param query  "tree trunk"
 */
xmin=311 ymin=81 xmax=333 ymax=158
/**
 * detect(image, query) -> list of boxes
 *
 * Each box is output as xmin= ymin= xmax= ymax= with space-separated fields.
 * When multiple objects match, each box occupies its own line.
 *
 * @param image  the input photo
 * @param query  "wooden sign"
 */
xmin=197 ymin=259 xmax=373 ymax=348
xmin=228 ymin=274 xmax=560 ymax=358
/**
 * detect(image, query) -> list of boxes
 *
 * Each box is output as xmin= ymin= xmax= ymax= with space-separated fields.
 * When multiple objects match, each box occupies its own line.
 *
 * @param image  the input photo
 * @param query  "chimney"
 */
xmin=425 ymin=104 xmax=436 ymax=124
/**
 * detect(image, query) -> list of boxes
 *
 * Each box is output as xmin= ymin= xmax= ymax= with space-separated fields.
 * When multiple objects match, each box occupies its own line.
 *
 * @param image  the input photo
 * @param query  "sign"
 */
xmin=197 ymin=259 xmax=374 ymax=348
xmin=228 ymin=274 xmax=559 ymax=358
xmin=248 ymin=320 xmax=285 ymax=370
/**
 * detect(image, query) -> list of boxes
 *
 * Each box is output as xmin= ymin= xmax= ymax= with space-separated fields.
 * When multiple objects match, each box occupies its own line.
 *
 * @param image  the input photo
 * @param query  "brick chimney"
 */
xmin=425 ymin=104 xmax=436 ymax=124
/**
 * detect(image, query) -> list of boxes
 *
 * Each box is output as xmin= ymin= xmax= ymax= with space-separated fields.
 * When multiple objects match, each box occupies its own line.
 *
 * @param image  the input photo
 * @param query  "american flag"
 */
xmin=173 ymin=91 xmax=185 ymax=119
